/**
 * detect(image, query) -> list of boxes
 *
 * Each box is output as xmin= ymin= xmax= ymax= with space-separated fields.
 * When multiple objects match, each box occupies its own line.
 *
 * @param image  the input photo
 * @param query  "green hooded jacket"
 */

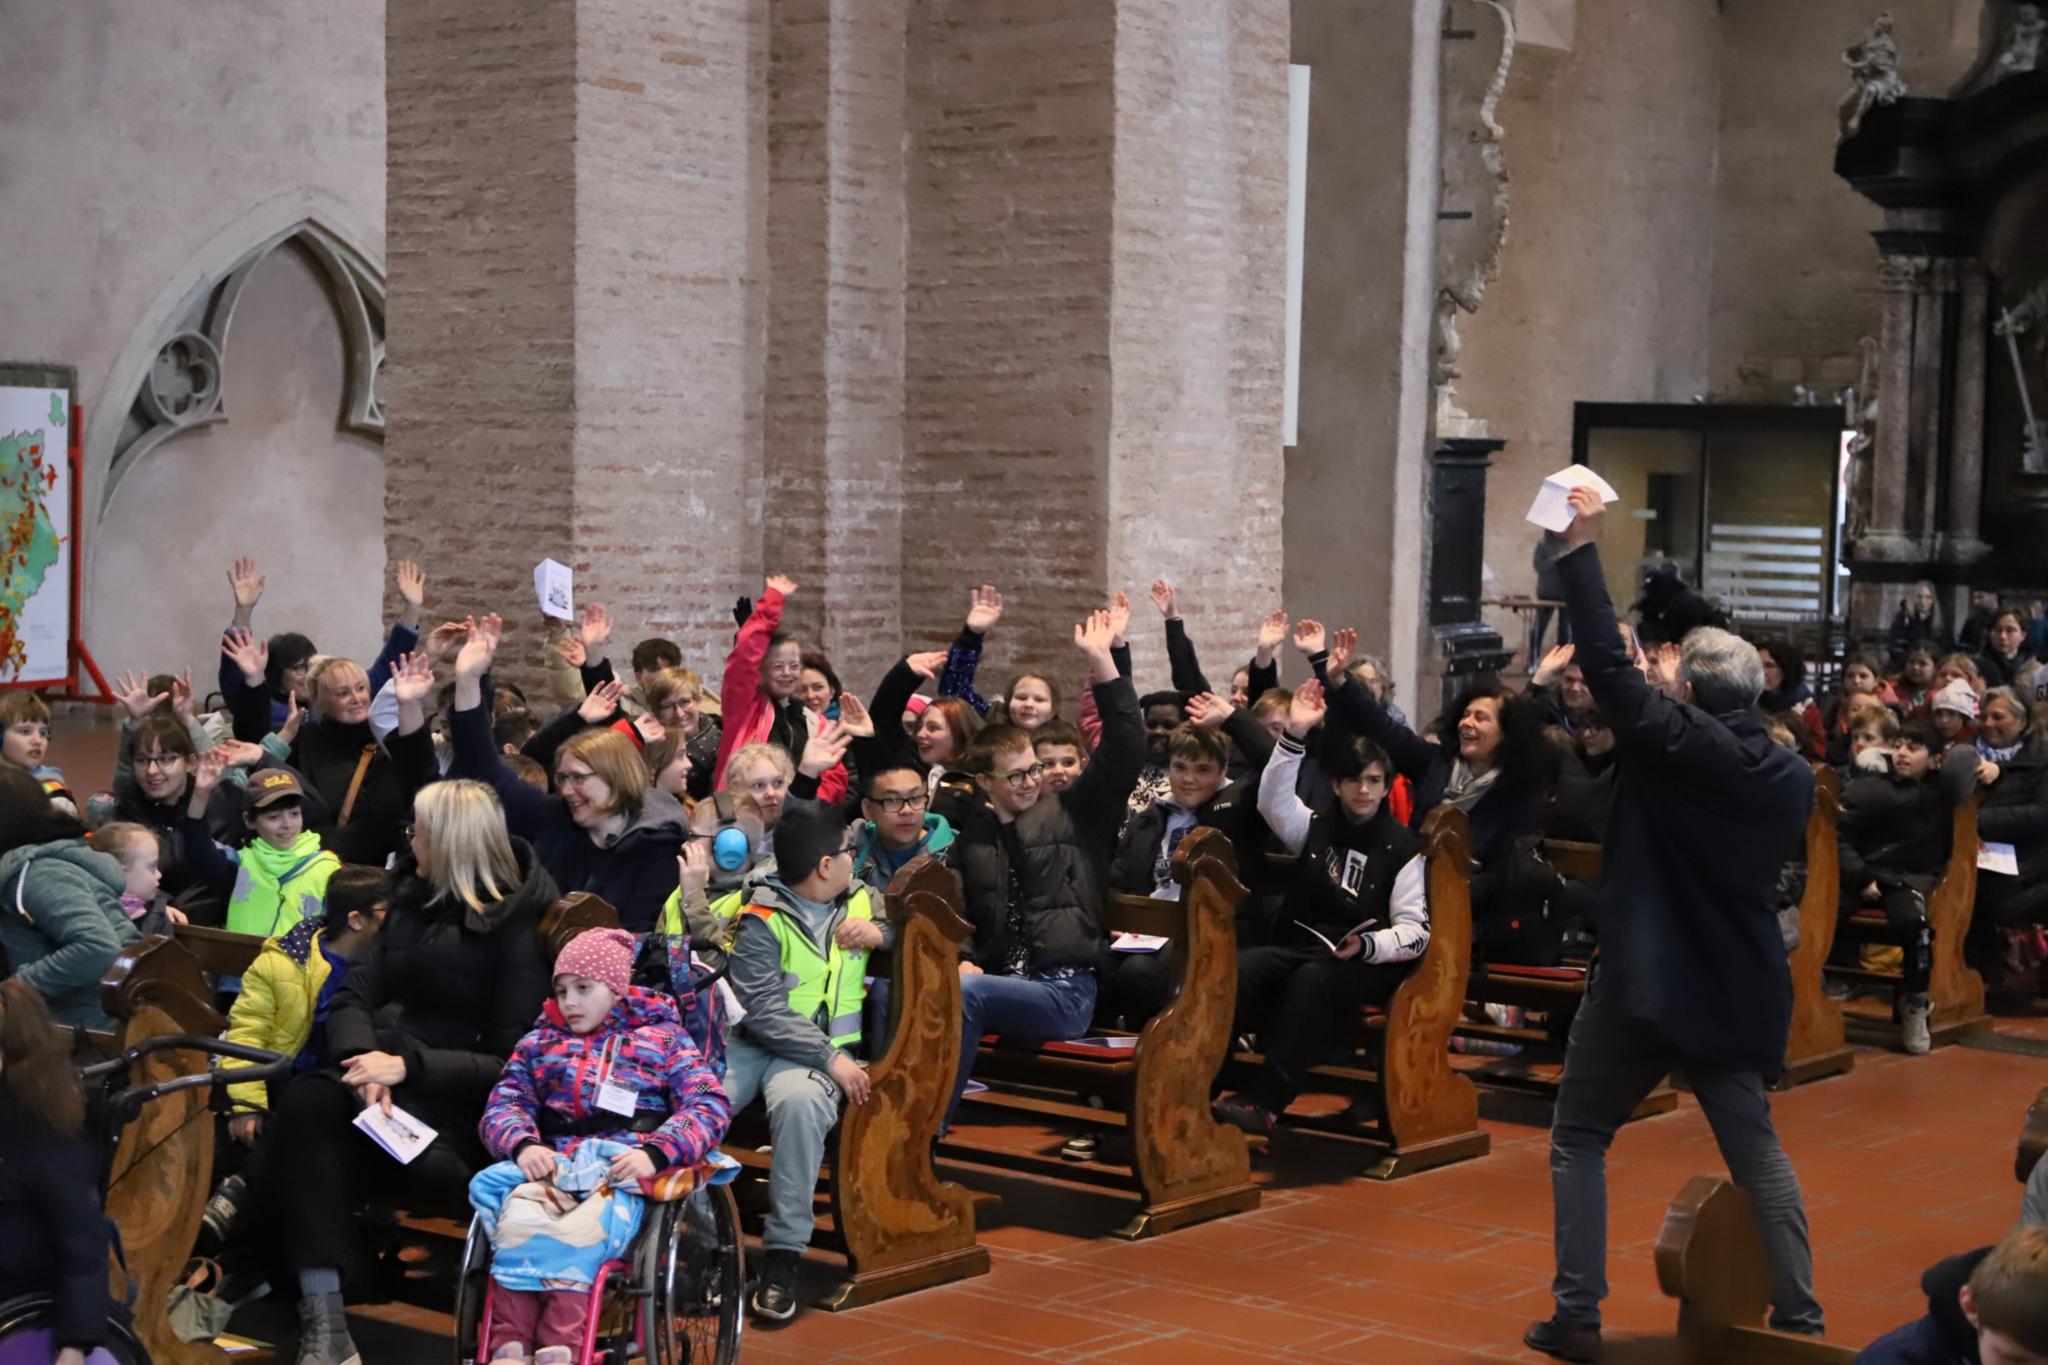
xmin=0 ymin=839 xmax=140 ymax=1029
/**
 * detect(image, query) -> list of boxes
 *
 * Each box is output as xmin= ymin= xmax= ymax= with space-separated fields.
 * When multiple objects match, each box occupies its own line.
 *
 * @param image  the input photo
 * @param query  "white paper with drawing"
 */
xmin=1526 ymin=465 xmax=1620 ymax=532
xmin=534 ymin=558 xmax=575 ymax=622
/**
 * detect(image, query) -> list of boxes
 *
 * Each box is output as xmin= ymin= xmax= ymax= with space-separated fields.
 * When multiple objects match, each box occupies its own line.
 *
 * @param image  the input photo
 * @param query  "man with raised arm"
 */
xmin=1525 ymin=486 xmax=1823 ymax=1362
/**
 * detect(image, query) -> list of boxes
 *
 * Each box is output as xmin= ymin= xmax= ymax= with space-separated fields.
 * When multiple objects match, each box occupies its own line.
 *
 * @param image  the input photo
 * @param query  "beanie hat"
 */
xmin=1931 ymin=679 xmax=1979 ymax=720
xmin=554 ymin=927 xmax=637 ymax=1000
xmin=903 ymin=694 xmax=930 ymax=718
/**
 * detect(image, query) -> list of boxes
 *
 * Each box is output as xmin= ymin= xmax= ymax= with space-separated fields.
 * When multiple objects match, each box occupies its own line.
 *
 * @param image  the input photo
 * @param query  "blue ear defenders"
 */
xmin=707 ymin=791 xmax=753 ymax=872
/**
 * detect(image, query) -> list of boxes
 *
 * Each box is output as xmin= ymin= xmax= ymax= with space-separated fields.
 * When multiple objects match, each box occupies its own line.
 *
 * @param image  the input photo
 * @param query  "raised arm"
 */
xmin=449 ymin=614 xmax=564 ymax=835
xmin=366 ymin=560 xmax=427 ymax=695
xmin=1246 ymin=609 xmax=1288 ymax=699
xmin=1067 ymin=611 xmax=1146 ymax=827
xmin=1256 ymin=681 xmax=1326 ymax=855
xmin=222 ymin=629 xmax=274 ymax=744
xmin=711 ymin=577 xmax=790 ymax=788
xmin=1300 ymin=620 xmax=1437 ymax=782
xmin=1153 ymin=579 xmax=1213 ymax=695
xmin=938 ymin=585 xmax=1000 ymax=715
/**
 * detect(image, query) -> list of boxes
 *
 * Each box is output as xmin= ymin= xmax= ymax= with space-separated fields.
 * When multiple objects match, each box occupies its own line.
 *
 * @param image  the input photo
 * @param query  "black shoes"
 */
xmin=749 ymin=1249 xmax=802 ymax=1324
xmin=1211 ymin=1095 xmax=1277 ymax=1139
xmin=1523 ymin=1317 xmax=1601 ymax=1362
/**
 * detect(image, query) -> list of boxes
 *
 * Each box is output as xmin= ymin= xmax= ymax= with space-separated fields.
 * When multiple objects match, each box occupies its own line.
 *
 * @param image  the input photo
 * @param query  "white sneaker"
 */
xmin=1901 ymin=995 xmax=1932 ymax=1055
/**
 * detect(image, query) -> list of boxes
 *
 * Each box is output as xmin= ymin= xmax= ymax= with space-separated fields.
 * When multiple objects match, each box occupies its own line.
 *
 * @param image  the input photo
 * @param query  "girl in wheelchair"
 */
xmin=470 ymin=928 xmax=732 ymax=1364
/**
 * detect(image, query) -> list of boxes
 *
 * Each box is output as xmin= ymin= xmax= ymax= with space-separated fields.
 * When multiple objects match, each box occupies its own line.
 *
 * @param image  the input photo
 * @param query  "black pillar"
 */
xmin=1429 ymin=436 xmax=1511 ymax=714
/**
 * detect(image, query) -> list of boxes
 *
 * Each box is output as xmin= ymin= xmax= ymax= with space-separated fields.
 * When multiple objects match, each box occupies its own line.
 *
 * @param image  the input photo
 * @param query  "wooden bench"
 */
xmin=1658 ymin=1175 xmax=1856 ymax=1363
xmin=725 ymin=855 xmax=990 ymax=1310
xmin=946 ymin=827 xmax=1261 ymax=1238
xmin=98 ymin=934 xmax=239 ymax=1365
xmin=1778 ymin=767 xmax=1855 ymax=1087
xmin=171 ymin=921 xmax=266 ymax=979
xmin=1835 ymin=791 xmax=1991 ymax=1048
xmin=1225 ymin=805 xmax=1490 ymax=1178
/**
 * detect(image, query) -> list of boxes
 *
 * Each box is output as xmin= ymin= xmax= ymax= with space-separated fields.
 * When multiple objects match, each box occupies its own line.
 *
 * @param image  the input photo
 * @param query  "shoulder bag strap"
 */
xmin=337 ymin=744 xmax=378 ymax=827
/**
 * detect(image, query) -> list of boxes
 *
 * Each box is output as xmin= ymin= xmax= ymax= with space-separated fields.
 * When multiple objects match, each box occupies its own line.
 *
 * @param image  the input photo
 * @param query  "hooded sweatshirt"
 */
xmin=0 ymin=840 xmax=139 ymax=1029
xmin=853 ymin=812 xmax=955 ymax=892
xmin=726 ymin=876 xmax=875 ymax=1073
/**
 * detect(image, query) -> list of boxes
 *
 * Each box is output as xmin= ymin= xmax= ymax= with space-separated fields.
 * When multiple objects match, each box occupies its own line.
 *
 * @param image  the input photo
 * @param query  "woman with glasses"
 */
xmin=709 ymin=575 xmax=847 ymax=805
xmin=644 ymin=667 xmax=722 ymax=800
xmin=448 ymin=615 xmax=689 ymax=934
xmin=109 ymin=711 xmax=239 ymax=925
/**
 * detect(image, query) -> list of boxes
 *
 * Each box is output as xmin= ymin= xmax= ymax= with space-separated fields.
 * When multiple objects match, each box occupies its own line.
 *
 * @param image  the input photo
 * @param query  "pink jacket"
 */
xmin=710 ymin=588 xmax=847 ymax=803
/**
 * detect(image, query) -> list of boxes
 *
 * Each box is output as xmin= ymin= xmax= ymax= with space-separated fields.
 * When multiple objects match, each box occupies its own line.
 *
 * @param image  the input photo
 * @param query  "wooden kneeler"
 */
xmin=98 ymin=936 xmax=237 ymax=1365
xmin=1657 ymin=1176 xmax=1855 ymax=1364
xmin=1778 ymin=767 xmax=1855 ymax=1088
xmin=951 ymin=828 xmax=1260 ymax=1239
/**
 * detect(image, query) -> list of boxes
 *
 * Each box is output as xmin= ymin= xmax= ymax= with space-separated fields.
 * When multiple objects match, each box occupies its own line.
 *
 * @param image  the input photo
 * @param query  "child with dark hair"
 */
xmin=854 ymin=761 xmax=956 ymax=893
xmin=1217 ymin=679 xmax=1426 ymax=1136
xmin=1032 ymin=719 xmax=1091 ymax=794
xmin=180 ymin=754 xmax=342 ymax=939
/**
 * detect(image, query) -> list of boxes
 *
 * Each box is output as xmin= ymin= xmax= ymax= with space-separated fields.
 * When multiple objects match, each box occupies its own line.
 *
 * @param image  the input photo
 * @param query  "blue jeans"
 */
xmin=950 ymin=971 xmax=1097 ymax=1129
xmin=1549 ymin=967 xmax=1821 ymax=1334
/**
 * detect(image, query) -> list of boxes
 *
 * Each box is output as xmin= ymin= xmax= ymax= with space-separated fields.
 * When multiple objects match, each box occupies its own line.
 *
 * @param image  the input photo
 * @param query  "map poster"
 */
xmin=0 ymin=375 xmax=74 ymax=686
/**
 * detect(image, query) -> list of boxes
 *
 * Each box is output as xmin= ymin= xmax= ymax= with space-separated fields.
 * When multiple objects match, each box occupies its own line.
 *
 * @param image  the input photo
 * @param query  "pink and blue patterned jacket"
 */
xmin=479 ymin=986 xmax=731 ymax=1172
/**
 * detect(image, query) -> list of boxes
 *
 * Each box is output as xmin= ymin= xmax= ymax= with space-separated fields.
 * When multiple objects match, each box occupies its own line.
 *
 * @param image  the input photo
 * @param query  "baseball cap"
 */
xmin=247 ymin=768 xmax=307 ymax=810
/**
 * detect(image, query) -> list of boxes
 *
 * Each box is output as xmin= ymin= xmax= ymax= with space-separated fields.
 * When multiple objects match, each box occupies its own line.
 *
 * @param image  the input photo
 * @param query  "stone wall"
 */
xmin=0 ymin=0 xmax=387 ymax=687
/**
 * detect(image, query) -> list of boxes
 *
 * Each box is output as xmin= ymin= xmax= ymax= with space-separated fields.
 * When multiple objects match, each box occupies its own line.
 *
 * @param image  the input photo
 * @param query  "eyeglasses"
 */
xmin=136 ymin=754 xmax=185 ymax=770
xmin=658 ymin=698 xmax=697 ymax=717
xmin=987 ymin=762 xmax=1045 ymax=790
xmin=766 ymin=662 xmax=803 ymax=676
xmin=556 ymin=769 xmax=599 ymax=788
xmin=867 ymin=791 xmax=929 ymax=813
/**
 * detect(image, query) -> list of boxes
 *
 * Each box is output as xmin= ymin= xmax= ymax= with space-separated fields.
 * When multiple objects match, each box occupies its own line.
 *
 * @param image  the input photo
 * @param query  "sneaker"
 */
xmin=1822 ymin=975 xmax=1853 ymax=1002
xmin=1522 ymin=1316 xmax=1601 ymax=1362
xmin=202 ymin=1173 xmax=247 ymax=1245
xmin=294 ymin=1292 xmax=361 ymax=1365
xmin=750 ymin=1249 xmax=802 ymax=1324
xmin=533 ymin=1350 xmax=573 ymax=1365
xmin=1061 ymin=1133 xmax=1099 ymax=1162
xmin=1211 ymin=1095 xmax=1277 ymax=1139
xmin=1901 ymin=994 xmax=1932 ymax=1055
xmin=489 ymin=1347 xmax=528 ymax=1362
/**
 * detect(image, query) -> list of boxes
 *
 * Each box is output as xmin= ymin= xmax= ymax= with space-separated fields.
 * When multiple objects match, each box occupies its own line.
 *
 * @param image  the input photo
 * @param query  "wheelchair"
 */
xmin=450 ymin=1176 xmax=745 ymax=1365
xmin=0 ymin=1032 xmax=290 ymax=1365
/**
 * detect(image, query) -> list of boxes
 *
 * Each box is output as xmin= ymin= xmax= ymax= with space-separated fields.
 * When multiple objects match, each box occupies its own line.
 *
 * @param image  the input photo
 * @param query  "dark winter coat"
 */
xmin=1978 ymin=741 xmax=2048 ymax=885
xmin=231 ymin=690 xmax=438 ymax=867
xmin=0 ymin=1109 xmax=109 ymax=1349
xmin=1853 ymin=1248 xmax=1989 ymax=1365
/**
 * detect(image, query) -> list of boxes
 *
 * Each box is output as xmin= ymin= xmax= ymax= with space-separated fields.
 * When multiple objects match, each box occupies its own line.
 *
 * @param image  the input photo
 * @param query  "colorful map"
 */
xmin=0 ymin=426 xmax=62 ymax=676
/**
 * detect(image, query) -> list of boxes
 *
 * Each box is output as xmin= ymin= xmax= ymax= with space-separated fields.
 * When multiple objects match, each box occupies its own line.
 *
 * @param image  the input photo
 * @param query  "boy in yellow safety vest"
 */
xmin=723 ymin=804 xmax=887 ymax=1325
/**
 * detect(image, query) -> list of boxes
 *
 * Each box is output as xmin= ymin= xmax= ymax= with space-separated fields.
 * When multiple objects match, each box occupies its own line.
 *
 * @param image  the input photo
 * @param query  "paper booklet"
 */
xmin=353 ymin=1101 xmax=438 ymax=1165
xmin=1111 ymin=932 xmax=1169 ymax=954
xmin=533 ymin=557 xmax=575 ymax=622
xmin=1526 ymin=464 xmax=1620 ymax=532
xmin=1294 ymin=919 xmax=1382 ymax=956
xmin=1978 ymin=841 xmax=2020 ymax=876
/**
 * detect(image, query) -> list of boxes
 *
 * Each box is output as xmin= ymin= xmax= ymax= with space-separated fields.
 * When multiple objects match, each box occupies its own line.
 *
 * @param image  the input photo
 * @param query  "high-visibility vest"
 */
xmin=740 ymin=888 xmax=874 ymax=1048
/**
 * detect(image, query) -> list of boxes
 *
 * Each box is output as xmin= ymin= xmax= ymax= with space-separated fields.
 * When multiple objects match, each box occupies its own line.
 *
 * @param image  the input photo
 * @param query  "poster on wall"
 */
xmin=0 ymin=376 xmax=73 ymax=686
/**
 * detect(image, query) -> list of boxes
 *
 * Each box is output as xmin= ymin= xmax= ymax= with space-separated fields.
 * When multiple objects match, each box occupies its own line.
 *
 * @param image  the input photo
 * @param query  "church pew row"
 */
xmin=725 ymin=855 xmax=990 ymax=1310
xmin=946 ymin=827 xmax=1263 ymax=1237
xmin=1833 ymin=791 xmax=1992 ymax=1048
xmin=1223 ymin=805 xmax=1491 ymax=1178
xmin=1657 ymin=1176 xmax=1857 ymax=1364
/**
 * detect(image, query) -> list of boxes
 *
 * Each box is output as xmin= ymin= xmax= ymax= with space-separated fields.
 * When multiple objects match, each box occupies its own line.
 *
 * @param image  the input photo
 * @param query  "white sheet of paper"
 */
xmin=1526 ymin=463 xmax=1621 ymax=532
xmin=1112 ymin=932 xmax=1169 ymax=954
xmin=352 ymin=1102 xmax=438 ymax=1165
xmin=1978 ymin=841 xmax=2020 ymax=876
xmin=533 ymin=557 xmax=575 ymax=622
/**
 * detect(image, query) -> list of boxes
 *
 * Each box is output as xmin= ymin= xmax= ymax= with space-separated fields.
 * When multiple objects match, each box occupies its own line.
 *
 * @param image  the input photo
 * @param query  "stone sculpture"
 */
xmin=1432 ymin=0 xmax=1514 ymax=439
xmin=1839 ymin=12 xmax=1907 ymax=140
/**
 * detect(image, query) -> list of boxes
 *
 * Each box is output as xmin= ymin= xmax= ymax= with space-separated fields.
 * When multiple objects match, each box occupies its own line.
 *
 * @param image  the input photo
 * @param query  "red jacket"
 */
xmin=710 ymin=588 xmax=846 ymax=803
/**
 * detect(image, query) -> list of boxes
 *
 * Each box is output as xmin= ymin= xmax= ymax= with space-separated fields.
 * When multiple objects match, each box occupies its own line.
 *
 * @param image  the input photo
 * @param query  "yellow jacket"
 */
xmin=222 ymin=919 xmax=333 ymax=1113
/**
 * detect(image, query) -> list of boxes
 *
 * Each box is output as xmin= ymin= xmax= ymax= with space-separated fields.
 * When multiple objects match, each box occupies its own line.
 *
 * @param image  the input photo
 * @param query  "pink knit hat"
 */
xmin=1931 ymin=679 xmax=1979 ymax=721
xmin=554 ymin=928 xmax=637 ymax=1000
xmin=904 ymin=694 xmax=931 ymax=717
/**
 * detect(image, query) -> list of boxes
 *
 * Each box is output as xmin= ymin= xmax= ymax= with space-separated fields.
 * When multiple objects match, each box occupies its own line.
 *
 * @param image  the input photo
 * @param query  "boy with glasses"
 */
xmin=943 ymin=611 xmax=1144 ymax=1128
xmin=854 ymin=761 xmax=956 ymax=892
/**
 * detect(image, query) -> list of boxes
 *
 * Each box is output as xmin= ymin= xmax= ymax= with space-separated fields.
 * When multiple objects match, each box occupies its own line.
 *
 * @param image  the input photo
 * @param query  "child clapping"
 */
xmin=469 ymin=929 xmax=732 ymax=1365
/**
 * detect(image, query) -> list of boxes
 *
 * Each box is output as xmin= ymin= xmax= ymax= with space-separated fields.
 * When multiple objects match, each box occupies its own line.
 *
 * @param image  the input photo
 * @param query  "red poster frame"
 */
xmin=0 ymin=365 xmax=110 ymax=702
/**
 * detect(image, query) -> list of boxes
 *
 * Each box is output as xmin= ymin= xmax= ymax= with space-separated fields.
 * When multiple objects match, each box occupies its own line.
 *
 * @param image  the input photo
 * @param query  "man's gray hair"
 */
xmin=1680 ymin=627 xmax=1766 ymax=713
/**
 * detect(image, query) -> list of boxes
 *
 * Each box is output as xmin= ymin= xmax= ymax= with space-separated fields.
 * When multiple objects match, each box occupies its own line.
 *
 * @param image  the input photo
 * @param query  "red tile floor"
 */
xmin=46 ymin=718 xmax=2046 ymax=1361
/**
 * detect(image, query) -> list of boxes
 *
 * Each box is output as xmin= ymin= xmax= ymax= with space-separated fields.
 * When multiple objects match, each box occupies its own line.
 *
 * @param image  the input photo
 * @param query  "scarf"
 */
xmin=226 ymin=831 xmax=341 ymax=938
xmin=1440 ymin=760 xmax=1502 ymax=814
xmin=1977 ymin=736 xmax=2024 ymax=765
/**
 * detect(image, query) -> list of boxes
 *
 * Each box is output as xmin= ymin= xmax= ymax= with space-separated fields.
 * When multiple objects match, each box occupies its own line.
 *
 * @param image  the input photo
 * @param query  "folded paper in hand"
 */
xmin=353 ymin=1102 xmax=438 ymax=1165
xmin=1526 ymin=464 xmax=1620 ymax=533
xmin=1294 ymin=919 xmax=1382 ymax=956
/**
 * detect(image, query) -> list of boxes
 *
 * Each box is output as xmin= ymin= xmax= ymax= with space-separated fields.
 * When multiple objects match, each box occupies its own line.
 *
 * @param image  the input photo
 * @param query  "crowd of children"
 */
xmin=2 ymin=552 xmax=2047 ymax=1364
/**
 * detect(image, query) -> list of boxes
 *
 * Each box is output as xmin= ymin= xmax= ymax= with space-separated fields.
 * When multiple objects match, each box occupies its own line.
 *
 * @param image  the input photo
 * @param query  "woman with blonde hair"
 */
xmin=449 ymin=614 xmax=687 ymax=932
xmin=253 ymin=777 xmax=557 ymax=1365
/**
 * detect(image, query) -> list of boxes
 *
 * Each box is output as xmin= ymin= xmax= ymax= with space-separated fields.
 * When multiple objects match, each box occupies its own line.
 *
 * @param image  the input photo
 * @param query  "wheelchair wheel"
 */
xmin=450 ymin=1214 xmax=492 ymax=1365
xmin=0 ymin=1294 xmax=149 ymax=1364
xmin=639 ymin=1184 xmax=744 ymax=1365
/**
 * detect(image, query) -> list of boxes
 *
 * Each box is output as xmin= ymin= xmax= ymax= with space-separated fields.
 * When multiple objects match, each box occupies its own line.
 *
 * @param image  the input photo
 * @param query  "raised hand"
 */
xmin=677 ymin=841 xmax=711 ymax=898
xmin=1564 ymin=485 xmax=1606 ymax=546
xmin=1184 ymin=691 xmax=1235 ymax=729
xmin=392 ymin=652 xmax=435 ymax=707
xmin=190 ymin=747 xmax=231 ymax=796
xmin=277 ymin=693 xmax=304 ymax=746
xmin=1292 ymin=618 xmax=1326 ymax=656
xmin=455 ymin=614 xmax=502 ymax=680
xmin=394 ymin=560 xmax=426 ymax=608
xmin=1149 ymin=578 xmax=1178 ymax=619
xmin=554 ymin=633 xmax=587 ymax=669
xmin=1533 ymin=642 xmax=1577 ymax=689
xmin=765 ymin=574 xmax=798 ymax=598
xmin=212 ymin=739 xmax=267 ymax=769
xmin=906 ymin=650 xmax=947 ymax=681
xmin=579 ymin=679 xmax=626 ymax=725
xmin=965 ymin=584 xmax=1004 ymax=634
xmin=113 ymin=670 xmax=166 ymax=721
xmin=1074 ymin=610 xmax=1118 ymax=681
xmin=1255 ymin=609 xmax=1290 ymax=660
xmin=836 ymin=691 xmax=875 ymax=738
xmin=222 ymin=628 xmax=268 ymax=687
xmin=1287 ymin=679 xmax=1327 ymax=738
xmin=227 ymin=556 xmax=265 ymax=617
xmin=1107 ymin=590 xmax=1133 ymax=648
xmin=799 ymin=717 xmax=853 ymax=777
xmin=169 ymin=668 xmax=197 ymax=725
xmin=577 ymin=603 xmax=613 ymax=651
xmin=1328 ymin=627 xmax=1357 ymax=678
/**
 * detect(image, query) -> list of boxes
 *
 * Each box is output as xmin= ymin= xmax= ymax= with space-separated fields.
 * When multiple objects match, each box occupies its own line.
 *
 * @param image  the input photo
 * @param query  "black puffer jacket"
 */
xmin=231 ymin=689 xmax=438 ymax=867
xmin=953 ymin=797 xmax=1102 ymax=974
xmin=325 ymin=841 xmax=559 ymax=1145
xmin=1979 ymin=741 xmax=2048 ymax=884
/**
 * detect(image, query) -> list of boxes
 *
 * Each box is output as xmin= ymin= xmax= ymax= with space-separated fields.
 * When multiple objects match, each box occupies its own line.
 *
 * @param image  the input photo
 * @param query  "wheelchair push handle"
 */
xmin=85 ymin=1034 xmax=293 ymax=1118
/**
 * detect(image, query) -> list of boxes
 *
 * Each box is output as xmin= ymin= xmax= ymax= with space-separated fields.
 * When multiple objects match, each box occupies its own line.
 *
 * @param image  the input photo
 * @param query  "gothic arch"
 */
xmin=90 ymin=202 xmax=385 ymax=525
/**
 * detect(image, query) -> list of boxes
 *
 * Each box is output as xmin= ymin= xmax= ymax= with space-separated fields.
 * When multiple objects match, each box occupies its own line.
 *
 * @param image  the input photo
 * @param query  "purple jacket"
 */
xmin=479 ymin=987 xmax=731 ymax=1172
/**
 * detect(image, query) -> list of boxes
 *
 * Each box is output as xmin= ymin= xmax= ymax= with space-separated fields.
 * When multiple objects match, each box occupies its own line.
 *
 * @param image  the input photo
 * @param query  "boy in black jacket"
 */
xmin=1856 ymin=1224 xmax=2048 ymax=1365
xmin=945 ymin=612 xmax=1142 ymax=1129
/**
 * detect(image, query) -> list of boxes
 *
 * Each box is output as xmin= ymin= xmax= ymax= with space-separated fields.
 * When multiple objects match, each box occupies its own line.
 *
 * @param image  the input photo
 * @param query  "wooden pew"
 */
xmin=98 ymin=935 xmax=236 ymax=1365
xmin=1227 ymin=805 xmax=1490 ymax=1178
xmin=947 ymin=827 xmax=1261 ymax=1238
xmin=1836 ymin=792 xmax=1990 ymax=1047
xmin=725 ymin=855 xmax=990 ymax=1309
xmin=2020 ymin=1085 xmax=2047 ymax=1186
xmin=1657 ymin=1176 xmax=1855 ymax=1364
xmin=1778 ymin=767 xmax=1855 ymax=1087
xmin=538 ymin=889 xmax=620 ymax=958
xmin=171 ymin=922 xmax=266 ymax=980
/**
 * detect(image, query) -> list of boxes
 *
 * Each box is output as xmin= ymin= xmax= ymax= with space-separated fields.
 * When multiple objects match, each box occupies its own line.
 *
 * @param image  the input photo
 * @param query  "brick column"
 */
xmin=385 ymin=0 xmax=768 ymax=691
